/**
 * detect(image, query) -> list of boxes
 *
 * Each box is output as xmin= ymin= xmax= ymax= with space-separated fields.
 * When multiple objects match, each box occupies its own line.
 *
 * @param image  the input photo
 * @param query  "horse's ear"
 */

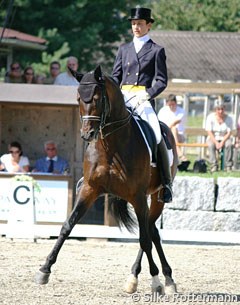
xmin=68 ymin=67 xmax=83 ymax=82
xmin=94 ymin=65 xmax=103 ymax=82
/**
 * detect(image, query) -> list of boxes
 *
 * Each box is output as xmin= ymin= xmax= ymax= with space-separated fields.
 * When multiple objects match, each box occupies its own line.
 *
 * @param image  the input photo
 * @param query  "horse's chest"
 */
xmin=87 ymin=146 xmax=135 ymax=183
xmin=94 ymin=157 xmax=128 ymax=183
xmin=109 ymin=165 xmax=126 ymax=180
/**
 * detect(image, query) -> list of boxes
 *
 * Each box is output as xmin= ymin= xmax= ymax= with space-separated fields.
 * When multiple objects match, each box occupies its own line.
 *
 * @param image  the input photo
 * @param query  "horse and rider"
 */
xmin=35 ymin=7 xmax=178 ymax=295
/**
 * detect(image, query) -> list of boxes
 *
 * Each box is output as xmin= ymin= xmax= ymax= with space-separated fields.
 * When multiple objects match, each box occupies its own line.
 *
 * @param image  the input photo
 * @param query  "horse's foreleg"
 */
xmin=35 ymin=189 xmax=96 ymax=285
xmin=152 ymin=225 xmax=177 ymax=294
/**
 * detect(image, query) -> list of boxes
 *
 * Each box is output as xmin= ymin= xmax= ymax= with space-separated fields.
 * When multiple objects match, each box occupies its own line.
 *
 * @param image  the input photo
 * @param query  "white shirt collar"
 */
xmin=46 ymin=156 xmax=58 ymax=161
xmin=133 ymin=34 xmax=150 ymax=53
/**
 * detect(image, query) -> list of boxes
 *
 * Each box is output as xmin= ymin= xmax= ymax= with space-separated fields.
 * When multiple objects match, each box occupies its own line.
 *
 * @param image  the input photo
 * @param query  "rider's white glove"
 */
xmin=136 ymin=90 xmax=150 ymax=103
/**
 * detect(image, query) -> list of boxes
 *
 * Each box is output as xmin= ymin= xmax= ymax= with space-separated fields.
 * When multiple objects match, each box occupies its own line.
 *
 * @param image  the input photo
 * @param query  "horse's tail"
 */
xmin=107 ymin=196 xmax=136 ymax=233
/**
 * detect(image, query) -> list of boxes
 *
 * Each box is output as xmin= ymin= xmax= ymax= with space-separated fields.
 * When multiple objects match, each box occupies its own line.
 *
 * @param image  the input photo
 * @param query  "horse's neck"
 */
xmin=107 ymin=79 xmax=128 ymax=120
xmin=112 ymin=97 xmax=128 ymax=120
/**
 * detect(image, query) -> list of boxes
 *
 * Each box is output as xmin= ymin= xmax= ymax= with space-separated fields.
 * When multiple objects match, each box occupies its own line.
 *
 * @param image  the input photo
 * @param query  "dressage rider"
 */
xmin=112 ymin=7 xmax=173 ymax=203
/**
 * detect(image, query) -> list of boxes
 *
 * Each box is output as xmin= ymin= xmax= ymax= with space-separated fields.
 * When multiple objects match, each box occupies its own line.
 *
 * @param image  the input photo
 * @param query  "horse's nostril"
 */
xmin=89 ymin=130 xmax=95 ymax=138
xmin=81 ymin=128 xmax=95 ymax=141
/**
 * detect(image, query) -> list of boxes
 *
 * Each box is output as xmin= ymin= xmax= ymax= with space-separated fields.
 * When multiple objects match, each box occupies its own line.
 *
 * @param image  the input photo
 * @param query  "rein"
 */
xmin=80 ymin=80 xmax=133 ymax=139
xmin=99 ymin=111 xmax=133 ymax=139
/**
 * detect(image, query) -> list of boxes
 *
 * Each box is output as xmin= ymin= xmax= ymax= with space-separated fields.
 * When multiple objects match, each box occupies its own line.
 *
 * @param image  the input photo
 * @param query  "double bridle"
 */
xmin=79 ymin=79 xmax=133 ymax=139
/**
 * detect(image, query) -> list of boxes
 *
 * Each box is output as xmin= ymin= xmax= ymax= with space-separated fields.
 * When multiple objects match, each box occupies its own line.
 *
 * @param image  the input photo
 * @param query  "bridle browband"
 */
xmin=79 ymin=79 xmax=133 ymax=139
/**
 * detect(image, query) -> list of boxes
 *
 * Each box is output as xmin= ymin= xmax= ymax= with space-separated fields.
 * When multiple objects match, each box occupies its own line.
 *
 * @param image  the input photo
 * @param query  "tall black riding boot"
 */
xmin=157 ymin=140 xmax=173 ymax=203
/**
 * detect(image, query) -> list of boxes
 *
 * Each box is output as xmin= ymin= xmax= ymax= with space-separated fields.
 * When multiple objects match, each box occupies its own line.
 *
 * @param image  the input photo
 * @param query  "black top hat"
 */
xmin=128 ymin=7 xmax=154 ymax=23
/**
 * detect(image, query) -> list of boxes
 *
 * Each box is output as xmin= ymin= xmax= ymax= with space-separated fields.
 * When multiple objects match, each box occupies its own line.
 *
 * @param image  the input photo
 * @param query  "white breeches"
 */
xmin=122 ymin=89 xmax=162 ymax=144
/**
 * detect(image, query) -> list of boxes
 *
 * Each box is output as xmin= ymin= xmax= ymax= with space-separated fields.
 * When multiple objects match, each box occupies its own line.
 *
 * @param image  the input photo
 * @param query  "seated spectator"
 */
xmin=43 ymin=61 xmax=61 ymax=84
xmin=22 ymin=66 xmax=37 ymax=84
xmin=33 ymin=140 xmax=69 ymax=174
xmin=235 ymin=114 xmax=240 ymax=148
xmin=4 ymin=62 xmax=23 ymax=83
xmin=35 ymin=73 xmax=47 ymax=84
xmin=0 ymin=141 xmax=30 ymax=173
xmin=54 ymin=56 xmax=79 ymax=86
xmin=158 ymin=94 xmax=188 ymax=163
xmin=233 ymin=114 xmax=240 ymax=169
xmin=205 ymin=99 xmax=233 ymax=172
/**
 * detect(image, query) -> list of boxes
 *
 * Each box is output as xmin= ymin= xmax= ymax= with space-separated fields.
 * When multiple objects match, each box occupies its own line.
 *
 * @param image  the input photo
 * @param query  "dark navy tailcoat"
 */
xmin=112 ymin=39 xmax=168 ymax=99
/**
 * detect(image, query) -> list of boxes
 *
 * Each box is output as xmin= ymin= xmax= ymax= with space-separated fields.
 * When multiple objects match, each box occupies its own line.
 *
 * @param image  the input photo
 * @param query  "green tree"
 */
xmin=150 ymin=0 xmax=240 ymax=32
xmin=1 ymin=0 xmax=144 ymax=74
xmin=1 ymin=0 xmax=239 ymax=76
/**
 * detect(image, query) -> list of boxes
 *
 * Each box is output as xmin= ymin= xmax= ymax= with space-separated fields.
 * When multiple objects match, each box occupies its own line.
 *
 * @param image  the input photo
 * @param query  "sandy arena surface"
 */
xmin=0 ymin=237 xmax=239 ymax=305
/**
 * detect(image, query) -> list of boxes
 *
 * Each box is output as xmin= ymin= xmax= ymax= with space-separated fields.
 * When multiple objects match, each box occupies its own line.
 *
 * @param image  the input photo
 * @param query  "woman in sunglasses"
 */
xmin=0 ymin=141 xmax=30 ymax=173
xmin=22 ymin=66 xmax=37 ymax=84
xmin=4 ymin=62 xmax=23 ymax=83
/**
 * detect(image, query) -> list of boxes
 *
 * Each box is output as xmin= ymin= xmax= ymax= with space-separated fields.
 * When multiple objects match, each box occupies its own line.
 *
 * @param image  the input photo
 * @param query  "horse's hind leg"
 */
xmin=127 ymin=194 xmax=176 ymax=294
xmin=151 ymin=224 xmax=177 ymax=294
xmin=148 ymin=194 xmax=177 ymax=294
xmin=35 ymin=187 xmax=97 ymax=285
xmin=125 ymin=196 xmax=163 ymax=294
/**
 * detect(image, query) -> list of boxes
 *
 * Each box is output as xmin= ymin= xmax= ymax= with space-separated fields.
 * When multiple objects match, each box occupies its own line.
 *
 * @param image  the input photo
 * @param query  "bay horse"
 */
xmin=35 ymin=66 xmax=178 ymax=294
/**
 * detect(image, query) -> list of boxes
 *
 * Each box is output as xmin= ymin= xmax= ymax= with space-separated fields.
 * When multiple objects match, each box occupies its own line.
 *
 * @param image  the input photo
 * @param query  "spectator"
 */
xmin=0 ymin=141 xmax=30 ymax=173
xmin=233 ymin=114 xmax=240 ymax=169
xmin=54 ymin=56 xmax=79 ymax=86
xmin=158 ymin=94 xmax=188 ymax=162
xmin=4 ymin=62 xmax=23 ymax=83
xmin=22 ymin=66 xmax=36 ymax=84
xmin=235 ymin=114 xmax=240 ymax=148
xmin=44 ymin=61 xmax=61 ymax=84
xmin=205 ymin=99 xmax=233 ymax=172
xmin=35 ymin=73 xmax=47 ymax=84
xmin=33 ymin=140 xmax=69 ymax=174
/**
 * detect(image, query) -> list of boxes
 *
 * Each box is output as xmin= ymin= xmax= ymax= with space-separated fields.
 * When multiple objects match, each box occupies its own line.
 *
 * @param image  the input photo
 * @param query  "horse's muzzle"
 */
xmin=81 ymin=128 xmax=96 ymax=142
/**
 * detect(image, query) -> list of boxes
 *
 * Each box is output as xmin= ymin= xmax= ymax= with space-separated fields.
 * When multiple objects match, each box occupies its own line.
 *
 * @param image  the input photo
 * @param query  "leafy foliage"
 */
xmin=1 ymin=0 xmax=144 ymax=75
xmin=151 ymin=0 xmax=240 ymax=32
xmin=0 ymin=0 xmax=239 ymax=76
xmin=12 ymin=175 xmax=41 ymax=193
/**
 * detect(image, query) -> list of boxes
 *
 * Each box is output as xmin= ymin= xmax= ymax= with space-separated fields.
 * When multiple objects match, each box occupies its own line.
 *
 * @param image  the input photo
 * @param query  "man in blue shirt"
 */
xmin=33 ymin=140 xmax=69 ymax=174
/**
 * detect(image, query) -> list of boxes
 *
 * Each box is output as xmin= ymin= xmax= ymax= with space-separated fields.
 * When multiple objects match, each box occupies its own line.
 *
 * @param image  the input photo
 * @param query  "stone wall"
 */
xmin=162 ymin=177 xmax=240 ymax=232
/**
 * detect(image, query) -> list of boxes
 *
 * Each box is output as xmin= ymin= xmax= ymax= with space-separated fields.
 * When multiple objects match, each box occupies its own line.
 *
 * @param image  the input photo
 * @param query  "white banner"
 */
xmin=34 ymin=180 xmax=68 ymax=222
xmin=0 ymin=177 xmax=69 ymax=223
xmin=7 ymin=181 xmax=35 ymax=239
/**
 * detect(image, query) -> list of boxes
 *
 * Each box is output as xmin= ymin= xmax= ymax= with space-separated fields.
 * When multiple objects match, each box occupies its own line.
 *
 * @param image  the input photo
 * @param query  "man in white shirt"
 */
xmin=54 ymin=56 xmax=79 ymax=86
xmin=158 ymin=94 xmax=187 ymax=162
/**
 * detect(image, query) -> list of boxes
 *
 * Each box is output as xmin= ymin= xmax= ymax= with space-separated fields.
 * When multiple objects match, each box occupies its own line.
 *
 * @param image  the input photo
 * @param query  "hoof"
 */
xmin=164 ymin=283 xmax=177 ymax=294
xmin=152 ymin=285 xmax=164 ymax=295
xmin=35 ymin=270 xmax=50 ymax=285
xmin=124 ymin=274 xmax=138 ymax=294
xmin=151 ymin=275 xmax=164 ymax=294
xmin=165 ymin=276 xmax=177 ymax=294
